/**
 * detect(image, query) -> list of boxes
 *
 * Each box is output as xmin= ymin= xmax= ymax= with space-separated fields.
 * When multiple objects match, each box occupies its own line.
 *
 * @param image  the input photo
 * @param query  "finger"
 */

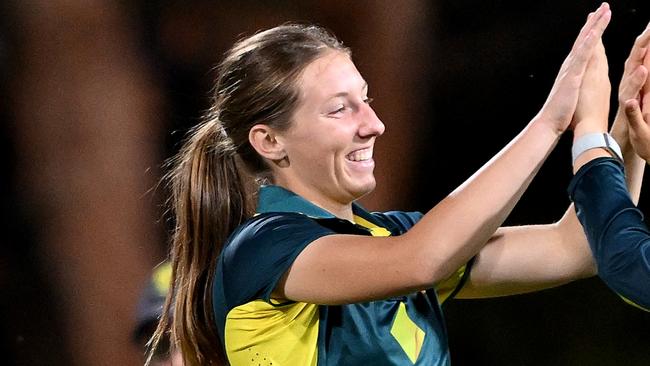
xmin=643 ymin=60 xmax=650 ymax=114
xmin=558 ymin=5 xmax=610 ymax=80
xmin=632 ymin=22 xmax=650 ymax=55
xmin=573 ymin=4 xmax=607 ymax=46
xmin=576 ymin=11 xmax=597 ymax=46
xmin=632 ymin=21 xmax=650 ymax=50
xmin=625 ymin=99 xmax=650 ymax=134
xmin=571 ymin=26 xmax=609 ymax=75
xmin=572 ymin=3 xmax=610 ymax=52
xmin=623 ymin=22 xmax=650 ymax=75
xmin=573 ymin=8 xmax=612 ymax=67
xmin=626 ymin=99 xmax=650 ymax=160
xmin=620 ymin=65 xmax=648 ymax=102
xmin=588 ymin=5 xmax=612 ymax=42
xmin=623 ymin=46 xmax=647 ymax=76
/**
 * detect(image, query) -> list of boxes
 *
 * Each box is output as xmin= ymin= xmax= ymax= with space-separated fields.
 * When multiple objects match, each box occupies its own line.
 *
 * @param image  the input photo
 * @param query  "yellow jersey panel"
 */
xmin=225 ymin=299 xmax=319 ymax=365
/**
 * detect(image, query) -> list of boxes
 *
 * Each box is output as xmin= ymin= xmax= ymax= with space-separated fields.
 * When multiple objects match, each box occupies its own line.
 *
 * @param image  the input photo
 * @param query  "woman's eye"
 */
xmin=364 ymin=97 xmax=374 ymax=104
xmin=331 ymin=105 xmax=345 ymax=114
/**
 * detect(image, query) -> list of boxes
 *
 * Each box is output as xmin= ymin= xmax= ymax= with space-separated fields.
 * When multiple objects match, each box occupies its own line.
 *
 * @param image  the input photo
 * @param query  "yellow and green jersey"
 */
xmin=213 ymin=185 xmax=473 ymax=365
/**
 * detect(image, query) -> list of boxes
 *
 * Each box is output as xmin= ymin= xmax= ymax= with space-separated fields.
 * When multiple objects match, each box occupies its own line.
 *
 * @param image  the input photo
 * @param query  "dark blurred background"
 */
xmin=1 ymin=1 xmax=649 ymax=365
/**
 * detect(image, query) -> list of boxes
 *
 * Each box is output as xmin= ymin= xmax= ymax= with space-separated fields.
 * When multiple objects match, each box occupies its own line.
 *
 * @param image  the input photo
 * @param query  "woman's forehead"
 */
xmin=298 ymin=51 xmax=366 ymax=100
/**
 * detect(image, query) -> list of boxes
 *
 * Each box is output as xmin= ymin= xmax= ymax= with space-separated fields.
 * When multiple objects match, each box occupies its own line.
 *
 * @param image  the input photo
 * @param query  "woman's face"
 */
xmin=275 ymin=50 xmax=385 ymax=209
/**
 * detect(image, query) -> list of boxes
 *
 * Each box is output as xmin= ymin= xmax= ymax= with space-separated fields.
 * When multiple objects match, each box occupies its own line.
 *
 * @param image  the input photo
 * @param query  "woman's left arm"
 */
xmin=455 ymin=209 xmax=592 ymax=298
xmin=456 ymin=25 xmax=650 ymax=299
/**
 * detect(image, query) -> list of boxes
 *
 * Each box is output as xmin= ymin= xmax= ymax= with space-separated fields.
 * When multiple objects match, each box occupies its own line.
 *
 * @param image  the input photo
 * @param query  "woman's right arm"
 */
xmin=276 ymin=4 xmax=612 ymax=305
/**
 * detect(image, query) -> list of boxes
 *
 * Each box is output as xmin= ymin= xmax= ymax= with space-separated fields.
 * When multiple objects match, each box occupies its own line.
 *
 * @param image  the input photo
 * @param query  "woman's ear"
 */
xmin=249 ymin=124 xmax=287 ymax=162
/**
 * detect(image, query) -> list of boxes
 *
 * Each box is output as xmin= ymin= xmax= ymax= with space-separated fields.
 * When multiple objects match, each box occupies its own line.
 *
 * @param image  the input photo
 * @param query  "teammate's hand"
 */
xmin=535 ymin=3 xmax=611 ymax=134
xmin=572 ymin=40 xmax=611 ymax=138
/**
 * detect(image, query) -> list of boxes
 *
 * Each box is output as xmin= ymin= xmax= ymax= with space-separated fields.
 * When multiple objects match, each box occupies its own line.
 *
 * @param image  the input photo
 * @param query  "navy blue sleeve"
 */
xmin=219 ymin=213 xmax=336 ymax=308
xmin=569 ymin=157 xmax=650 ymax=310
xmin=376 ymin=210 xmax=423 ymax=234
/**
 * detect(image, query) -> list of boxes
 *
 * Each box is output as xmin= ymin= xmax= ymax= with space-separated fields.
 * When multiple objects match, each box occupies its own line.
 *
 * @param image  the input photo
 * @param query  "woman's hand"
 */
xmin=535 ymin=3 xmax=611 ymax=135
xmin=623 ymin=25 xmax=650 ymax=161
xmin=626 ymin=99 xmax=650 ymax=160
xmin=572 ymin=40 xmax=611 ymax=138
xmin=616 ymin=22 xmax=650 ymax=122
xmin=611 ymin=22 xmax=650 ymax=142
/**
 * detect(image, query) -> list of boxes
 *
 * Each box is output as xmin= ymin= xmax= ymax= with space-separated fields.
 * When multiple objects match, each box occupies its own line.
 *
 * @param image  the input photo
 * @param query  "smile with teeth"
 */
xmin=346 ymin=147 xmax=373 ymax=162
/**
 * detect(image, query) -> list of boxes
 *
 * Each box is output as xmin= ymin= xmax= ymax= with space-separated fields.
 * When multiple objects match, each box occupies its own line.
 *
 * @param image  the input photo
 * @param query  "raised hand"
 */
xmin=572 ymin=39 xmax=611 ymax=138
xmin=616 ymin=22 xmax=650 ymax=118
xmin=535 ymin=3 xmax=611 ymax=135
xmin=626 ymin=99 xmax=650 ymax=160
xmin=622 ymin=24 xmax=650 ymax=160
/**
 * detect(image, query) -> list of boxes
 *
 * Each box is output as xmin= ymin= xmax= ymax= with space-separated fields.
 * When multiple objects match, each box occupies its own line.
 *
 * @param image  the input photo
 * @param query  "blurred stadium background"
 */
xmin=1 ymin=1 xmax=648 ymax=365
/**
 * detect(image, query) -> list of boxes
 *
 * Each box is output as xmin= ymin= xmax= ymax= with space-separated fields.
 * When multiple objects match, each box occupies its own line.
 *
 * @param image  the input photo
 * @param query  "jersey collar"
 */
xmin=256 ymin=185 xmax=374 ymax=222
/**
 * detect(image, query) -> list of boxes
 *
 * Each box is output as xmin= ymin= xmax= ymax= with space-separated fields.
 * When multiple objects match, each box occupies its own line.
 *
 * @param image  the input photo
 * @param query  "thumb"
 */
xmin=625 ymin=99 xmax=649 ymax=133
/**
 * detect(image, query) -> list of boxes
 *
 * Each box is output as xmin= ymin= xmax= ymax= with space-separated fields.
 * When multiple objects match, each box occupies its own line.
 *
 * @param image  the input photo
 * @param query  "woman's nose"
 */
xmin=358 ymin=105 xmax=385 ymax=137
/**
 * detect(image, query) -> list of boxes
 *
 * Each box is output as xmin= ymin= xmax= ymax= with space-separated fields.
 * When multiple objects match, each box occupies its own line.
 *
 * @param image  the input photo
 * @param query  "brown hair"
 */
xmin=147 ymin=24 xmax=348 ymax=365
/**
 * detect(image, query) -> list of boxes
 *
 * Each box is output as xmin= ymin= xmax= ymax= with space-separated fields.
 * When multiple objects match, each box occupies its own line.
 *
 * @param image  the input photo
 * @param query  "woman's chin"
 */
xmin=347 ymin=178 xmax=377 ymax=200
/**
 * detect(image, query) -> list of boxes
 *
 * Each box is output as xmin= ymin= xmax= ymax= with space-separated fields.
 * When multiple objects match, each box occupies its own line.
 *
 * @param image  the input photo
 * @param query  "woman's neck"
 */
xmin=273 ymin=181 xmax=355 ymax=221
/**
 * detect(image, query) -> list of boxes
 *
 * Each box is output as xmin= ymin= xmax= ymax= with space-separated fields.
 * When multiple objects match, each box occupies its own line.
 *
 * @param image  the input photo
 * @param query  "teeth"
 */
xmin=347 ymin=148 xmax=372 ymax=162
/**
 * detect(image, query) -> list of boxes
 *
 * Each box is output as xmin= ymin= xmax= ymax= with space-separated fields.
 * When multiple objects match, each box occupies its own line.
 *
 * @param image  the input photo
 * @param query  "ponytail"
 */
xmin=147 ymin=118 xmax=255 ymax=366
xmin=145 ymin=23 xmax=349 ymax=366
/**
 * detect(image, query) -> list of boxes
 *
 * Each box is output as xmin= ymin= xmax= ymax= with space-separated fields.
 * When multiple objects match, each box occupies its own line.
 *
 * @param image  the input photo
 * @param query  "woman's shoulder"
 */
xmin=230 ymin=212 xmax=323 ymax=239
xmin=223 ymin=212 xmax=336 ymax=260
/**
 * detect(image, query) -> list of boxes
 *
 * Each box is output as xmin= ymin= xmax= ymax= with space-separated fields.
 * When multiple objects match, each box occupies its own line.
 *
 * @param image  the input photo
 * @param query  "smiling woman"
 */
xmin=148 ymin=5 xmax=645 ymax=365
xmin=256 ymin=51 xmax=385 ymax=219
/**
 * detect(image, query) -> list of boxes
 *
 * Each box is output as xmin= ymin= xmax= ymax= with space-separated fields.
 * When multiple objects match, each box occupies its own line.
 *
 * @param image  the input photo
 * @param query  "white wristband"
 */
xmin=571 ymin=132 xmax=623 ymax=165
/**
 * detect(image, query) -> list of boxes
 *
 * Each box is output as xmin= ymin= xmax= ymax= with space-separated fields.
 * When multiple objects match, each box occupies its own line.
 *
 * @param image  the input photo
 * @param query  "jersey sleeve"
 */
xmin=380 ymin=210 xmax=424 ymax=232
xmin=569 ymin=157 xmax=650 ymax=311
xmin=435 ymin=258 xmax=475 ymax=305
xmin=219 ymin=213 xmax=337 ymax=307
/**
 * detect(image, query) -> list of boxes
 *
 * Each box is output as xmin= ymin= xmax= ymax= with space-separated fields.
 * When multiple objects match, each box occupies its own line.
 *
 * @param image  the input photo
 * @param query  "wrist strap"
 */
xmin=572 ymin=132 xmax=623 ymax=165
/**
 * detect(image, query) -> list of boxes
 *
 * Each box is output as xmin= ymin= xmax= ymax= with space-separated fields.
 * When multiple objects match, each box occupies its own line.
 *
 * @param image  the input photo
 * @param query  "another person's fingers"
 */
xmin=623 ymin=21 xmax=650 ymax=75
xmin=625 ymin=99 xmax=648 ymax=132
xmin=643 ymin=51 xmax=650 ymax=117
xmin=624 ymin=98 xmax=650 ymax=161
xmin=620 ymin=65 xmax=648 ymax=103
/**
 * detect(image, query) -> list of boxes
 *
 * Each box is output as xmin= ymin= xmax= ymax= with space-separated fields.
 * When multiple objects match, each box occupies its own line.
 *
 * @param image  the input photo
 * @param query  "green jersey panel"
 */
xmin=213 ymin=185 xmax=472 ymax=365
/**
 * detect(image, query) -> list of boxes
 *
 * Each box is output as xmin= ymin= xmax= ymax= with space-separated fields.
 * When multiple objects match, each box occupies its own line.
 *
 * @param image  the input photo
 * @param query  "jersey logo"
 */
xmin=390 ymin=302 xmax=425 ymax=364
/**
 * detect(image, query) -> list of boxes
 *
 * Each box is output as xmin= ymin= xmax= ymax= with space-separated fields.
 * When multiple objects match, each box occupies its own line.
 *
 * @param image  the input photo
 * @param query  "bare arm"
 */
xmin=276 ymin=5 xmax=611 ymax=305
xmin=457 ymin=21 xmax=650 ymax=299
xmin=456 ymin=208 xmax=592 ymax=298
